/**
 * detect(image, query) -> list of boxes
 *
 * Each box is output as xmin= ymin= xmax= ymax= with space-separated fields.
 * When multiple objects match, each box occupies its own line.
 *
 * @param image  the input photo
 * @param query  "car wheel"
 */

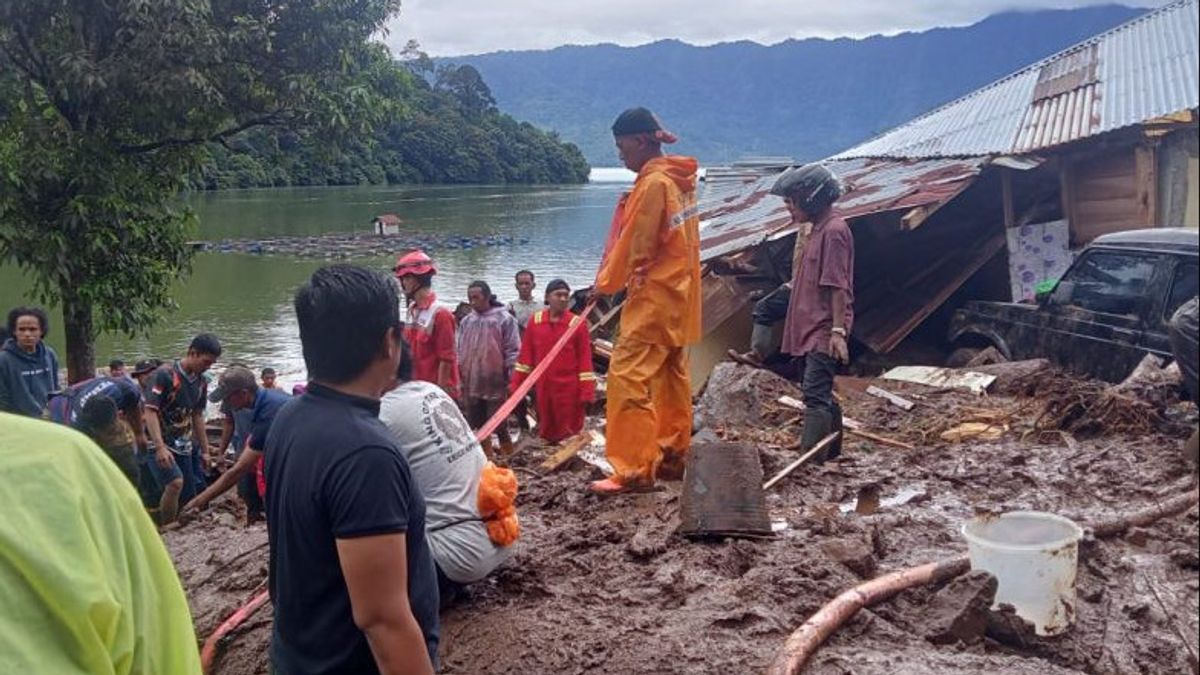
xmin=946 ymin=347 xmax=982 ymax=368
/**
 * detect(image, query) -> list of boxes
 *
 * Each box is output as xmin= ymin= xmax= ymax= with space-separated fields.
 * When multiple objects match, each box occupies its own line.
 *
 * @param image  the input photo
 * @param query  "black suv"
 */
xmin=948 ymin=228 xmax=1199 ymax=382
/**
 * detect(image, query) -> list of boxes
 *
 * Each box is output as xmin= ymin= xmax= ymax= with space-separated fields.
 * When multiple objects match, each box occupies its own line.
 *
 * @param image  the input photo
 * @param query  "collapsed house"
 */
xmin=687 ymin=0 xmax=1199 ymax=390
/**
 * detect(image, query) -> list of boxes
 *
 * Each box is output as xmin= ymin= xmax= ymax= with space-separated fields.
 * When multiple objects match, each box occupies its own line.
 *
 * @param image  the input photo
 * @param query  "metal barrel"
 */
xmin=678 ymin=442 xmax=773 ymax=538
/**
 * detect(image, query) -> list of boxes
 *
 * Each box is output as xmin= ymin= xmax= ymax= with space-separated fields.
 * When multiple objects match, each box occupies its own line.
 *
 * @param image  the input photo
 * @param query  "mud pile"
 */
xmin=166 ymin=368 xmax=1199 ymax=674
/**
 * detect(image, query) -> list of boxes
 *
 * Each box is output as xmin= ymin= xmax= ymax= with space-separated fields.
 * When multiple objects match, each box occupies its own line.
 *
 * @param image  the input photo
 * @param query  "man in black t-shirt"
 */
xmin=143 ymin=334 xmax=221 ymax=525
xmin=265 ymin=265 xmax=439 ymax=674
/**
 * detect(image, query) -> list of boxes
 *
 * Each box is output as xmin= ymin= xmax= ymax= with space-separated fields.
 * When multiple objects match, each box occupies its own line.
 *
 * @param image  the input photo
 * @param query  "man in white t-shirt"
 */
xmin=380 ymin=339 xmax=514 ymax=603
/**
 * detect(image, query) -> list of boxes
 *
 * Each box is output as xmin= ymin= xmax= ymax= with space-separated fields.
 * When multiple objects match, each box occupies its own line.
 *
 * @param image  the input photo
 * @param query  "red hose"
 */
xmin=475 ymin=300 xmax=598 ymax=442
xmin=200 ymin=589 xmax=270 ymax=674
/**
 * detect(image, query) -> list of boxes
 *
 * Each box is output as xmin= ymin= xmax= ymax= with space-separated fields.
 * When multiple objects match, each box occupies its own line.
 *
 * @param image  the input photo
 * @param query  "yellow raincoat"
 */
xmin=596 ymin=156 xmax=702 ymax=484
xmin=0 ymin=413 xmax=201 ymax=674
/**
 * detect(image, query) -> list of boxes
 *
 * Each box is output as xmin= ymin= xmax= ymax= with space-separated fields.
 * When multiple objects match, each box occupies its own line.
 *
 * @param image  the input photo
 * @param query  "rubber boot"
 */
xmin=828 ymin=401 xmax=844 ymax=461
xmin=750 ymin=322 xmax=774 ymax=361
xmin=799 ymin=409 xmax=833 ymax=463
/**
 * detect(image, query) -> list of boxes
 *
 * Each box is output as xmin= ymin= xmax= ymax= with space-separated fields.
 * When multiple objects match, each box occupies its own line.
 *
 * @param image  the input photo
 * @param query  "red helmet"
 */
xmin=394 ymin=249 xmax=437 ymax=278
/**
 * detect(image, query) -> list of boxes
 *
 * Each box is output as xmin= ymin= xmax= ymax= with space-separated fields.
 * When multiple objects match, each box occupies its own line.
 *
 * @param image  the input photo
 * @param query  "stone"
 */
xmin=1169 ymin=547 xmax=1200 ymax=570
xmin=969 ymin=359 xmax=1051 ymax=394
xmin=819 ymin=537 xmax=877 ymax=578
xmin=1124 ymin=527 xmax=1152 ymax=547
xmin=696 ymin=362 xmax=801 ymax=429
xmin=626 ymin=528 xmax=667 ymax=561
xmin=922 ymin=570 xmax=998 ymax=645
xmin=985 ymin=603 xmax=1037 ymax=648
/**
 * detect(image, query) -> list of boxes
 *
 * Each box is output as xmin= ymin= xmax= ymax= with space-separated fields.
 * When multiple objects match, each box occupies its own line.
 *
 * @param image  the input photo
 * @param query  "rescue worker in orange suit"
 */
xmin=394 ymin=250 xmax=460 ymax=400
xmin=590 ymin=107 xmax=701 ymax=494
xmin=511 ymin=279 xmax=596 ymax=444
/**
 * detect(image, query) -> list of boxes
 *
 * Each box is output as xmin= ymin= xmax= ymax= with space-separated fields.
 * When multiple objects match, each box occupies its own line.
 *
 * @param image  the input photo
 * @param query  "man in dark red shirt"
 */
xmin=776 ymin=164 xmax=853 ymax=462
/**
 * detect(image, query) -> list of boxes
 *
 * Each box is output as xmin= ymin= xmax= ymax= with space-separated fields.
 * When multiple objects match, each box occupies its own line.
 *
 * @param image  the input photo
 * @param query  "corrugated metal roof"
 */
xmin=832 ymin=0 xmax=1199 ymax=160
xmin=697 ymin=157 xmax=988 ymax=261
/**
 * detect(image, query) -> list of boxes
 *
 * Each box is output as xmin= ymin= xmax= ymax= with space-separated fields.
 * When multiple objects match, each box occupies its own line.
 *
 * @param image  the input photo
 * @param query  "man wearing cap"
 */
xmin=591 ymin=107 xmax=701 ymax=494
xmin=775 ymin=163 xmax=853 ymax=462
xmin=182 ymin=365 xmax=291 ymax=518
xmin=511 ymin=279 xmax=596 ymax=443
xmin=395 ymin=249 xmax=460 ymax=400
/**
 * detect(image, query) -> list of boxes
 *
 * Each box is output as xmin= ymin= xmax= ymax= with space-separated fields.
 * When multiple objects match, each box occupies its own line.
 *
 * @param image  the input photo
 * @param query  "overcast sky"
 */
xmin=384 ymin=0 xmax=1163 ymax=57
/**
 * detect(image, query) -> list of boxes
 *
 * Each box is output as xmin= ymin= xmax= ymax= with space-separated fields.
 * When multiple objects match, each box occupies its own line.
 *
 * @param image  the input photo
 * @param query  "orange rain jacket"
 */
xmin=595 ymin=156 xmax=702 ymax=347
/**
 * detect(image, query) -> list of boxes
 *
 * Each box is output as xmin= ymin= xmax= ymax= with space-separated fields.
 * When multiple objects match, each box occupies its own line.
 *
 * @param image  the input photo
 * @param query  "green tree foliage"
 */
xmin=0 ymin=0 xmax=402 ymax=380
xmin=192 ymin=52 xmax=590 ymax=189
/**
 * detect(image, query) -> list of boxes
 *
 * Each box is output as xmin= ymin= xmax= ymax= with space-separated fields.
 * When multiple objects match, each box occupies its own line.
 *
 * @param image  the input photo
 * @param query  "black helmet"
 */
xmin=770 ymin=163 xmax=843 ymax=215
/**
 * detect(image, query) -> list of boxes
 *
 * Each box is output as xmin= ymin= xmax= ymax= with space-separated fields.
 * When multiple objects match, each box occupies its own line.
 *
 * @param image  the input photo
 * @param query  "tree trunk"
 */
xmin=61 ymin=292 xmax=96 ymax=384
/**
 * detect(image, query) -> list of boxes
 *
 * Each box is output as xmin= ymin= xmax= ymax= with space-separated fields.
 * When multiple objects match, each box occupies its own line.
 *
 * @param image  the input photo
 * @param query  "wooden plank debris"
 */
xmin=881 ymin=366 xmax=996 ymax=395
xmin=865 ymin=385 xmax=915 ymax=411
xmin=539 ymin=431 xmax=597 ymax=472
xmin=845 ymin=428 xmax=915 ymax=450
xmin=763 ymin=432 xmax=840 ymax=491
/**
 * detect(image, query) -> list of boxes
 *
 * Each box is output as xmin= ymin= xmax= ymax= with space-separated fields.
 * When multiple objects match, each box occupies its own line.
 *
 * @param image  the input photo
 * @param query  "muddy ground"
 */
xmin=165 ymin=366 xmax=1199 ymax=674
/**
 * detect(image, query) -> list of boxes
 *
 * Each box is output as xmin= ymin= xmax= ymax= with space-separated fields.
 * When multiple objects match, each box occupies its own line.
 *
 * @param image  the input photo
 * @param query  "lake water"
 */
xmin=0 ymin=171 xmax=634 ymax=389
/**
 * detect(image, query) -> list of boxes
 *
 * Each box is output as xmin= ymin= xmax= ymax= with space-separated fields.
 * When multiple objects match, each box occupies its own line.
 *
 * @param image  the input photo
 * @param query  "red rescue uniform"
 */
xmin=511 ymin=310 xmax=596 ymax=443
xmin=405 ymin=292 xmax=460 ymax=399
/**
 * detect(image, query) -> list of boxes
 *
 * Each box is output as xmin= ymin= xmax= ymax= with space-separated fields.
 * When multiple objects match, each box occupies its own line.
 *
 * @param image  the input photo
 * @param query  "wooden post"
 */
xmin=1001 ymin=169 xmax=1015 ymax=229
xmin=1058 ymin=159 xmax=1076 ymax=243
xmin=1135 ymin=141 xmax=1159 ymax=226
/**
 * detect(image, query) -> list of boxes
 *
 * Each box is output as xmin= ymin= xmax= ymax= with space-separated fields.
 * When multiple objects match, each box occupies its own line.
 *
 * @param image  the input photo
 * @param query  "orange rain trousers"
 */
xmin=596 ymin=155 xmax=702 ymax=484
xmin=605 ymin=337 xmax=692 ymax=484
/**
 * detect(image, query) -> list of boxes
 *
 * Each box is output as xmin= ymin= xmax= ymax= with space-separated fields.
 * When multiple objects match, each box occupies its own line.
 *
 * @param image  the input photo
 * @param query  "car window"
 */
xmin=1165 ymin=261 xmax=1199 ymax=321
xmin=1061 ymin=250 xmax=1159 ymax=316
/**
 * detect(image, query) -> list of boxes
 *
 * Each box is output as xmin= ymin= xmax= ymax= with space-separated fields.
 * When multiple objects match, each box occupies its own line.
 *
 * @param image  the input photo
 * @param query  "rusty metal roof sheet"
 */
xmin=698 ymin=157 xmax=988 ymax=261
xmin=832 ymin=0 xmax=1199 ymax=160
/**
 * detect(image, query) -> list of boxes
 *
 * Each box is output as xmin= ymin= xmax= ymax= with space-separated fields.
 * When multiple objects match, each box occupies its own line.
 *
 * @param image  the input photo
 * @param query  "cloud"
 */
xmin=384 ymin=0 xmax=1164 ymax=56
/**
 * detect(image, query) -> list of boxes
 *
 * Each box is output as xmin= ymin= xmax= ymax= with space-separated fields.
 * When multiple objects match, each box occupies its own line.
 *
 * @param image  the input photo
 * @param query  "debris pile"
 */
xmin=166 ymin=361 xmax=1199 ymax=675
xmin=1010 ymin=358 xmax=1184 ymax=439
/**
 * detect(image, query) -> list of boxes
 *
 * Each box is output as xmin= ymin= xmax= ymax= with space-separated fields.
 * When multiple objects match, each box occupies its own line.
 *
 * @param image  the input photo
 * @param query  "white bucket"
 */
xmin=961 ymin=511 xmax=1084 ymax=636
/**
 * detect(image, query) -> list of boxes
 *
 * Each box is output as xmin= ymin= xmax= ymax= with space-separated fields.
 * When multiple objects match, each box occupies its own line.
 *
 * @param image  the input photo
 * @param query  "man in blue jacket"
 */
xmin=0 ymin=306 xmax=60 ymax=416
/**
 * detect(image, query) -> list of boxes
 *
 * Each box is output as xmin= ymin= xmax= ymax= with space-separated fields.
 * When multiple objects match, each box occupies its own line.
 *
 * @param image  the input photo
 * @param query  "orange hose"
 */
xmin=200 ymin=589 xmax=270 ymax=674
xmin=766 ymin=556 xmax=970 ymax=675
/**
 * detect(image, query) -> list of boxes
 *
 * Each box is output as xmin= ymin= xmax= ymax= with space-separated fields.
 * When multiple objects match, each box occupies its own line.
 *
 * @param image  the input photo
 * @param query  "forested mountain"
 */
xmin=193 ymin=54 xmax=590 ymax=189
xmin=445 ymin=5 xmax=1143 ymax=165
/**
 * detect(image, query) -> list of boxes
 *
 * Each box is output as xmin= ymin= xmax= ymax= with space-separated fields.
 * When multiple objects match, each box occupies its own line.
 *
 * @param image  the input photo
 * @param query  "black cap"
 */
xmin=132 ymin=359 xmax=160 ymax=376
xmin=611 ymin=107 xmax=678 ymax=143
xmin=545 ymin=278 xmax=570 ymax=294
